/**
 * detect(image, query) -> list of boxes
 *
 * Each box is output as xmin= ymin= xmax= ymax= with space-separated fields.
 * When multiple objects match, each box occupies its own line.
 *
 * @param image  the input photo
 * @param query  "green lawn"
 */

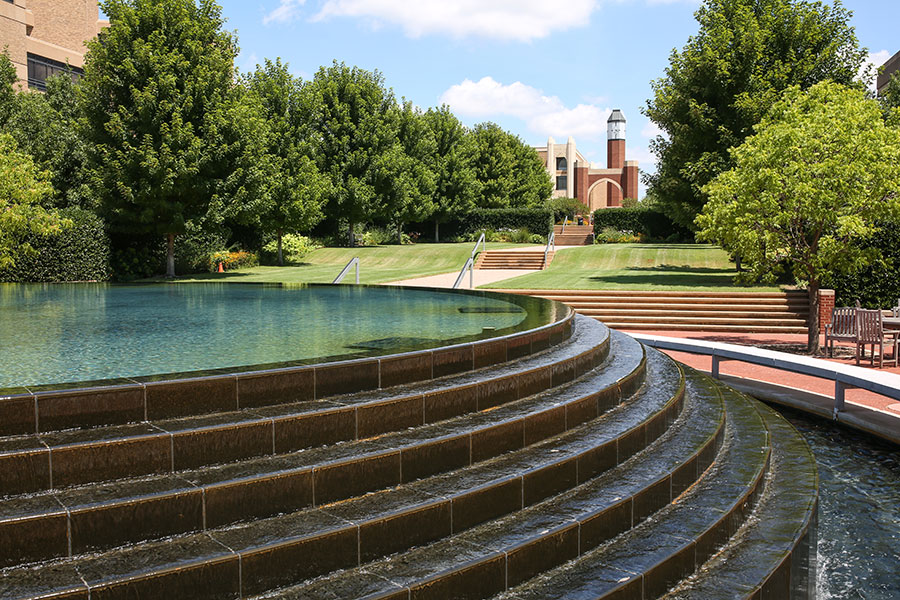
xmin=169 ymin=242 xmax=519 ymax=284
xmin=482 ymin=244 xmax=785 ymax=291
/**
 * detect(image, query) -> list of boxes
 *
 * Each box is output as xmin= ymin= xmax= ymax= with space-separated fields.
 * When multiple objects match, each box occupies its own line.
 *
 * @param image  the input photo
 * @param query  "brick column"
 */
xmin=818 ymin=289 xmax=835 ymax=330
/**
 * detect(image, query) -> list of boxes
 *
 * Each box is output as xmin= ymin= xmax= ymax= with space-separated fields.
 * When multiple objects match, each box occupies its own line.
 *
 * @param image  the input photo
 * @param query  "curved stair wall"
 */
xmin=0 ymin=312 xmax=818 ymax=600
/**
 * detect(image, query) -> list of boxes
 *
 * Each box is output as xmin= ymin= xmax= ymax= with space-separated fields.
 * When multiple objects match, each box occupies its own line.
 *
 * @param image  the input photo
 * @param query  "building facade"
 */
xmin=877 ymin=50 xmax=900 ymax=97
xmin=535 ymin=110 xmax=639 ymax=212
xmin=0 ymin=0 xmax=106 ymax=91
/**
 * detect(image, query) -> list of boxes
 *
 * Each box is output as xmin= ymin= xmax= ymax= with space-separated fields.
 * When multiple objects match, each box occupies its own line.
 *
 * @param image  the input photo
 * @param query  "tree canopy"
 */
xmin=469 ymin=123 xmax=552 ymax=209
xmin=697 ymin=82 xmax=900 ymax=351
xmin=644 ymin=0 xmax=868 ymax=230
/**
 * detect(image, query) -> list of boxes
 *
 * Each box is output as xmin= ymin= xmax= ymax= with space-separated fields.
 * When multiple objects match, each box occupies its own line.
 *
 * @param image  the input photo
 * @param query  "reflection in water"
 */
xmin=779 ymin=408 xmax=900 ymax=600
xmin=2 ymin=283 xmax=559 ymax=388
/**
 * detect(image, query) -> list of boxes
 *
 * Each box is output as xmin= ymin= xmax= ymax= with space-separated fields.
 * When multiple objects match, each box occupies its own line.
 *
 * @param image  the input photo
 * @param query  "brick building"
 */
xmin=535 ymin=110 xmax=639 ymax=212
xmin=0 ymin=0 xmax=106 ymax=91
xmin=877 ymin=50 xmax=900 ymax=97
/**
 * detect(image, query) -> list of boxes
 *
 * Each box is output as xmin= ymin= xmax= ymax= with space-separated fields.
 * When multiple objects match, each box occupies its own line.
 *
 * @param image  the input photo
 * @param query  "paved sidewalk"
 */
xmin=620 ymin=329 xmax=900 ymax=420
xmin=386 ymin=269 xmax=535 ymax=288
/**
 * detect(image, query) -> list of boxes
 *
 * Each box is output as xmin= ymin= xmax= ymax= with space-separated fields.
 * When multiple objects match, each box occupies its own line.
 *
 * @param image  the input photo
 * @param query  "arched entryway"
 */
xmin=587 ymin=178 xmax=623 ymax=212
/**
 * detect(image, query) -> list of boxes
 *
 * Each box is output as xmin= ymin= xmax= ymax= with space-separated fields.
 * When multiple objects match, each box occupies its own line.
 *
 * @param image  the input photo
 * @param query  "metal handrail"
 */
xmin=544 ymin=231 xmax=555 ymax=268
xmin=333 ymin=257 xmax=359 ymax=284
xmin=452 ymin=257 xmax=475 ymax=289
xmin=471 ymin=232 xmax=486 ymax=261
xmin=561 ymin=216 xmax=568 ymax=234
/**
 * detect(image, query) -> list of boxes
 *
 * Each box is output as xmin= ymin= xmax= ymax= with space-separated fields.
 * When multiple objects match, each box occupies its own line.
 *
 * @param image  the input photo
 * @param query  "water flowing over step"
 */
xmin=497 ymin=290 xmax=811 ymax=334
xmin=475 ymin=250 xmax=553 ymax=270
xmin=0 ymin=313 xmax=818 ymax=600
xmin=554 ymin=224 xmax=595 ymax=246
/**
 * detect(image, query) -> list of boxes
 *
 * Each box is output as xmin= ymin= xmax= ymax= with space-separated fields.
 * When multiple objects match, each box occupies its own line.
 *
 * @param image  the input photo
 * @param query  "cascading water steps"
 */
xmin=0 ymin=313 xmax=819 ymax=600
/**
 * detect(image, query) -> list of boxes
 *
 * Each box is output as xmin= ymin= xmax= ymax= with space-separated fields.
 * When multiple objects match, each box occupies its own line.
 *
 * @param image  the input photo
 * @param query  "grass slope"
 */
xmin=482 ymin=244 xmax=784 ymax=291
xmin=171 ymin=242 xmax=518 ymax=284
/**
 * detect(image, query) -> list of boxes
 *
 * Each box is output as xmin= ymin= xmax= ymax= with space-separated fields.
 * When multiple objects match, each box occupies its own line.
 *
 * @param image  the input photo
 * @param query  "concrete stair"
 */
xmin=554 ymin=223 xmax=594 ymax=246
xmin=476 ymin=250 xmax=553 ymax=270
xmin=498 ymin=290 xmax=811 ymax=334
xmin=0 ymin=309 xmax=817 ymax=599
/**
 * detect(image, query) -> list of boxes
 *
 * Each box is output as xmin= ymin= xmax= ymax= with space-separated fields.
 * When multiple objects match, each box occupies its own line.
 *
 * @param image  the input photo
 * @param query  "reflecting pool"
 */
xmin=779 ymin=408 xmax=900 ymax=600
xmin=0 ymin=283 xmax=563 ymax=388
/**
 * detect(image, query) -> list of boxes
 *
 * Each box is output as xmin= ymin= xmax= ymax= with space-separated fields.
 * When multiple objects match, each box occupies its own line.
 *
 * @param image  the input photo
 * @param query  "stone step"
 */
xmin=501 ymin=289 xmax=807 ymax=300
xmin=246 ymin=361 xmax=726 ymax=599
xmin=0 ymin=318 xmax=588 ymax=495
xmin=662 ymin=400 xmax=819 ymax=600
xmin=583 ymin=316 xmax=808 ymax=327
xmin=0 ymin=322 xmax=629 ymax=568
xmin=560 ymin=302 xmax=807 ymax=313
xmin=494 ymin=372 xmax=777 ymax=600
xmin=0 ymin=339 xmax=667 ymax=599
xmin=596 ymin=320 xmax=809 ymax=334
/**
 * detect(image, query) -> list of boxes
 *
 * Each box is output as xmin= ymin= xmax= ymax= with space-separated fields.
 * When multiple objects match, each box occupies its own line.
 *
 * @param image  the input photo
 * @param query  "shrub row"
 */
xmin=429 ymin=208 xmax=554 ymax=240
xmin=0 ymin=208 xmax=112 ymax=282
xmin=822 ymin=222 xmax=900 ymax=308
xmin=592 ymin=207 xmax=692 ymax=242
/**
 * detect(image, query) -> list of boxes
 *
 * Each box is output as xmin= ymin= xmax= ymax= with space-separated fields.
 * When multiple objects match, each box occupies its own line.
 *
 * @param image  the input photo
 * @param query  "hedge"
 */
xmin=592 ymin=207 xmax=692 ymax=242
xmin=822 ymin=222 xmax=900 ymax=308
xmin=0 ymin=207 xmax=112 ymax=282
xmin=430 ymin=208 xmax=555 ymax=239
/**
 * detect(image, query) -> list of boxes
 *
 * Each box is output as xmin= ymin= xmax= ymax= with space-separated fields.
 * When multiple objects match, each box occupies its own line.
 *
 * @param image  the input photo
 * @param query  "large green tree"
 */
xmin=304 ymin=61 xmax=399 ymax=246
xmin=697 ymin=82 xmax=900 ymax=353
xmin=423 ymin=106 xmax=479 ymax=242
xmin=79 ymin=0 xmax=242 ymax=277
xmin=645 ymin=0 xmax=867 ymax=230
xmin=470 ymin=122 xmax=551 ymax=209
xmin=0 ymin=135 xmax=66 ymax=268
xmin=238 ymin=59 xmax=327 ymax=265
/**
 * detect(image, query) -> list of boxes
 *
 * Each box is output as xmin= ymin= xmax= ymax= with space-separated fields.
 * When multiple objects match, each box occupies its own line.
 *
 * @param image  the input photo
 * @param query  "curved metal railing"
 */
xmin=452 ymin=233 xmax=486 ymax=289
xmin=333 ymin=257 xmax=360 ymax=284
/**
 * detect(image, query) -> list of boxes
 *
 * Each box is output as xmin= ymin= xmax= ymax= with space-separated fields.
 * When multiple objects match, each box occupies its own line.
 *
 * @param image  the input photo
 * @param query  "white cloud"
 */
xmin=641 ymin=121 xmax=664 ymax=139
xmin=440 ymin=77 xmax=611 ymax=140
xmin=264 ymin=0 xmax=306 ymax=26
xmin=312 ymin=0 xmax=597 ymax=41
xmin=859 ymin=50 xmax=891 ymax=92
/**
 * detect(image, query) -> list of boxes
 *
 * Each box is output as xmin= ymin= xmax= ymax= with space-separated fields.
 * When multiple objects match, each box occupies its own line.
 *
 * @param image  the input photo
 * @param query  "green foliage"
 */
xmin=620 ymin=197 xmax=639 ymax=209
xmin=0 ymin=208 xmax=111 ymax=282
xmin=594 ymin=227 xmax=642 ymax=244
xmin=592 ymin=207 xmax=690 ymax=241
xmin=879 ymin=71 xmax=900 ymax=122
xmin=483 ymin=228 xmax=545 ymax=244
xmin=80 ymin=0 xmax=245 ymax=276
xmin=423 ymin=106 xmax=479 ymax=240
xmin=437 ymin=208 xmax=554 ymax=239
xmin=208 ymin=250 xmax=259 ymax=272
xmin=697 ymin=82 xmax=900 ymax=348
xmin=644 ymin=0 xmax=868 ymax=229
xmin=0 ymin=134 xmax=67 ymax=268
xmin=0 ymin=51 xmax=17 ymax=127
xmin=262 ymin=233 xmax=321 ymax=264
xmin=822 ymin=222 xmax=900 ymax=308
xmin=305 ymin=61 xmax=399 ymax=246
xmin=545 ymin=197 xmax=589 ymax=222
xmin=469 ymin=123 xmax=552 ymax=209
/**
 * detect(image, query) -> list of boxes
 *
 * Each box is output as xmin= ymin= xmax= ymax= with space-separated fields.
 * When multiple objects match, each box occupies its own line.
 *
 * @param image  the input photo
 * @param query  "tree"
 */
xmin=423 ymin=106 xmax=478 ymax=241
xmin=879 ymin=71 xmax=900 ymax=123
xmin=79 ymin=0 xmax=240 ymax=277
xmin=238 ymin=59 xmax=327 ymax=265
xmin=645 ymin=0 xmax=868 ymax=230
xmin=374 ymin=101 xmax=435 ymax=244
xmin=0 ymin=135 xmax=66 ymax=268
xmin=696 ymin=82 xmax=900 ymax=353
xmin=470 ymin=122 xmax=551 ymax=209
xmin=0 ymin=51 xmax=17 ymax=128
xmin=304 ymin=61 xmax=398 ymax=246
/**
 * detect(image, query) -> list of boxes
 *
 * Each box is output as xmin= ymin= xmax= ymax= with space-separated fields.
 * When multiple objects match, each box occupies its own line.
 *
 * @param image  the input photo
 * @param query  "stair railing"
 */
xmin=543 ymin=231 xmax=555 ymax=269
xmin=561 ymin=216 xmax=568 ymax=234
xmin=452 ymin=232 xmax=486 ymax=289
xmin=332 ymin=257 xmax=360 ymax=284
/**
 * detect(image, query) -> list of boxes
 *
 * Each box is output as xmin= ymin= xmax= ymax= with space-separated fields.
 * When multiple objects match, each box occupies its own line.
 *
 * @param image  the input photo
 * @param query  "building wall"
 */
xmin=0 ymin=0 xmax=103 ymax=89
xmin=877 ymin=50 xmax=900 ymax=96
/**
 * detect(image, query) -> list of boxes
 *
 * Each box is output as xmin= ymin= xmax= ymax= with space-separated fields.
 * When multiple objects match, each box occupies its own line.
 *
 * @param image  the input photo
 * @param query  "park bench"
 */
xmin=856 ymin=308 xmax=900 ymax=368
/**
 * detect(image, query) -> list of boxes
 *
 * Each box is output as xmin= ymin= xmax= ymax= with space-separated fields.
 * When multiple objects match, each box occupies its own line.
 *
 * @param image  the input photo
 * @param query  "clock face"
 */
xmin=608 ymin=122 xmax=626 ymax=140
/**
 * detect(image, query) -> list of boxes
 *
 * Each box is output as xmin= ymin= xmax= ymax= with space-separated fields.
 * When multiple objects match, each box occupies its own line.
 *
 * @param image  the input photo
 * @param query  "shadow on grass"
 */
xmin=624 ymin=264 xmax=735 ymax=274
xmin=587 ymin=271 xmax=763 ymax=289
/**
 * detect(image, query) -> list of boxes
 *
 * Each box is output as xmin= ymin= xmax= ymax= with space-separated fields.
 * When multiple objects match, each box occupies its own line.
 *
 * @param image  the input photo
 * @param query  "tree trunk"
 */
xmin=735 ymin=254 xmax=742 ymax=273
xmin=807 ymin=280 xmax=820 ymax=354
xmin=277 ymin=230 xmax=284 ymax=266
xmin=397 ymin=222 xmax=402 ymax=245
xmin=165 ymin=233 xmax=175 ymax=278
xmin=434 ymin=220 xmax=439 ymax=243
xmin=348 ymin=220 xmax=355 ymax=247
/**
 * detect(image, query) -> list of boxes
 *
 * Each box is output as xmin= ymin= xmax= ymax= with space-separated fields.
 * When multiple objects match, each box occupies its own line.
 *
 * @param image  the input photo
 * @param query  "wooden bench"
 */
xmin=856 ymin=309 xmax=900 ymax=368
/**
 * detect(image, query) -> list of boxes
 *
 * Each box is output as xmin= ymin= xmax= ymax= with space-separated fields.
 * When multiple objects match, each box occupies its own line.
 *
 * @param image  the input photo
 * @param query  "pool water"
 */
xmin=779 ymin=408 xmax=900 ymax=600
xmin=1 ymin=283 xmax=559 ymax=389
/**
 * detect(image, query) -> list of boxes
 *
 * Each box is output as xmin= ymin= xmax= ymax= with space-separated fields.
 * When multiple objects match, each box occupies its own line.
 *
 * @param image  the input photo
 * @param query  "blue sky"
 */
xmin=204 ymin=0 xmax=896 ymax=198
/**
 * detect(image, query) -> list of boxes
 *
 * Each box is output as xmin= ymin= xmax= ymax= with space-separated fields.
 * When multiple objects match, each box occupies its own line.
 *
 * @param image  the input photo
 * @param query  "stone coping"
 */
xmin=0 ymin=285 xmax=574 ymax=436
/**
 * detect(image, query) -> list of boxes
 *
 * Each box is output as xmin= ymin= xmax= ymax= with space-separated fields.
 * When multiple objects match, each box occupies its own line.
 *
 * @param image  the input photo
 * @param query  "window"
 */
xmin=556 ymin=157 xmax=567 ymax=171
xmin=556 ymin=176 xmax=567 ymax=191
xmin=27 ymin=53 xmax=83 ymax=92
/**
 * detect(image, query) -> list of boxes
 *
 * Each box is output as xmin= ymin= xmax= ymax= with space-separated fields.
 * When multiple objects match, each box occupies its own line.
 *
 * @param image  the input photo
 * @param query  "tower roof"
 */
xmin=607 ymin=109 xmax=626 ymax=123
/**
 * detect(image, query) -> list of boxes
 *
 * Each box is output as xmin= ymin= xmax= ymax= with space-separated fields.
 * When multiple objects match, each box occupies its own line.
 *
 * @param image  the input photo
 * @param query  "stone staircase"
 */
xmin=554 ymin=223 xmax=594 ymax=246
xmin=498 ymin=290 xmax=810 ymax=334
xmin=475 ymin=250 xmax=553 ymax=270
xmin=0 ymin=312 xmax=817 ymax=599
